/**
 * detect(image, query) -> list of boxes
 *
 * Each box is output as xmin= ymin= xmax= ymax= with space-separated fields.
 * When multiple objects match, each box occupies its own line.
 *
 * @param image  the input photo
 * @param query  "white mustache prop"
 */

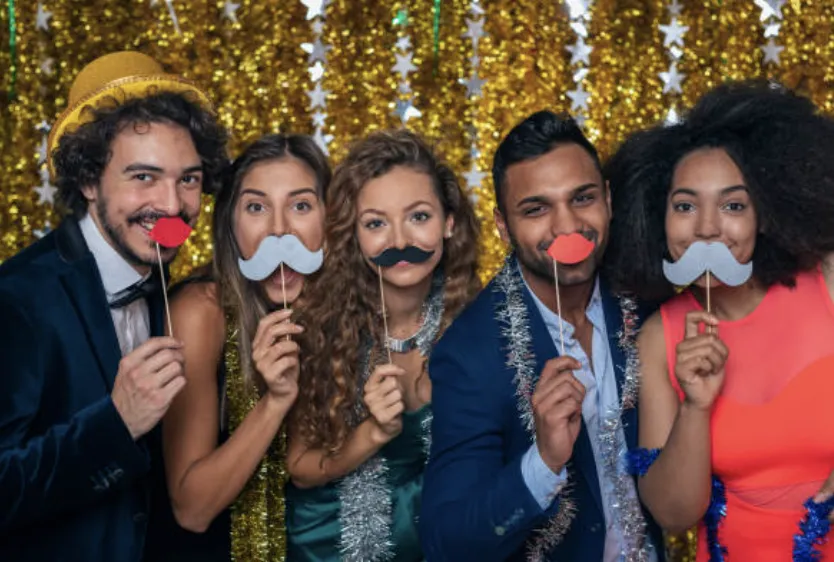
xmin=238 ymin=234 xmax=324 ymax=281
xmin=662 ymin=241 xmax=753 ymax=287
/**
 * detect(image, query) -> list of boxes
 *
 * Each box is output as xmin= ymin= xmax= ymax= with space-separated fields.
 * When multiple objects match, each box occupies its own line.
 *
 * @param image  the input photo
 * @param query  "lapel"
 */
xmin=518 ymin=279 xmax=604 ymax=516
xmin=599 ymin=278 xmax=639 ymax=450
xmin=56 ymin=218 xmax=122 ymax=391
xmin=146 ymin=267 xmax=167 ymax=337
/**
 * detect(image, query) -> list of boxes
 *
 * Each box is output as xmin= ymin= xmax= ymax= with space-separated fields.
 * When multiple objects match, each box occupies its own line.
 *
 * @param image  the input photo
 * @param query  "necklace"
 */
xmin=386 ymin=273 xmax=444 ymax=355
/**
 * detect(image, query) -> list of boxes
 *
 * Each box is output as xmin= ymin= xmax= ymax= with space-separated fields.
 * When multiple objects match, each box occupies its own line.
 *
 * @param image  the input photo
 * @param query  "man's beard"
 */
xmin=508 ymin=229 xmax=600 ymax=287
xmin=95 ymin=194 xmax=185 ymax=268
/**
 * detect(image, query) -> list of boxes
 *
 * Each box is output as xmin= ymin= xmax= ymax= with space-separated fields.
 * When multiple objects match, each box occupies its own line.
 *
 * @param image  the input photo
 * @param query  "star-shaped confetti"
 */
xmin=755 ymin=0 xmax=785 ymax=21
xmin=301 ymin=0 xmax=328 ymax=20
xmin=308 ymin=61 xmax=325 ymax=81
xmin=659 ymin=18 xmax=688 ymax=48
xmin=396 ymin=36 xmax=412 ymax=52
xmin=34 ymin=178 xmax=57 ymax=205
xmin=461 ymin=72 xmax=486 ymax=98
xmin=34 ymin=220 xmax=52 ymax=239
xmin=36 ymin=2 xmax=52 ymax=32
xmin=463 ymin=162 xmax=486 ymax=189
xmin=306 ymin=83 xmax=329 ymax=109
xmin=312 ymin=111 xmax=327 ymax=128
xmin=223 ymin=1 xmax=240 ymax=22
xmin=565 ymin=0 xmax=590 ymax=20
xmin=567 ymin=84 xmax=591 ymax=112
xmin=464 ymin=17 xmax=485 ymax=44
xmin=567 ymin=37 xmax=592 ymax=66
xmin=40 ymin=57 xmax=54 ymax=76
xmin=659 ymin=63 xmax=684 ymax=94
xmin=313 ymin=129 xmax=334 ymax=156
xmin=469 ymin=1 xmax=484 ymax=16
xmin=667 ymin=0 xmax=683 ymax=17
xmin=36 ymin=137 xmax=48 ymax=164
xmin=393 ymin=52 xmax=417 ymax=79
xmin=760 ymin=38 xmax=784 ymax=65
xmin=394 ymin=98 xmax=421 ymax=123
xmin=304 ymin=38 xmax=331 ymax=64
xmin=665 ymin=106 xmax=680 ymax=125
xmin=35 ymin=120 xmax=51 ymax=133
xmin=312 ymin=20 xmax=324 ymax=34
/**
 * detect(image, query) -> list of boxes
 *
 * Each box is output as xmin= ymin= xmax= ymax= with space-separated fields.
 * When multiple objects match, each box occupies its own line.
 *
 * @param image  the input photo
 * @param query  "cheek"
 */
xmin=293 ymin=212 xmax=326 ymax=250
xmin=355 ymin=227 xmax=382 ymax=260
xmin=233 ymin=220 xmax=263 ymax=259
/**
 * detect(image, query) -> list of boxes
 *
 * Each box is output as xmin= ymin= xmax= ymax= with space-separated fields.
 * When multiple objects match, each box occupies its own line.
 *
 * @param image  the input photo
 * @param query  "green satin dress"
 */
xmin=286 ymin=405 xmax=430 ymax=561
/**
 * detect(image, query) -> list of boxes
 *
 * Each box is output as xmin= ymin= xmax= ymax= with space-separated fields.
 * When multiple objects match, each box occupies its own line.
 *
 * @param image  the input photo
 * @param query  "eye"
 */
xmin=181 ymin=174 xmax=202 ymax=186
xmin=133 ymin=173 xmax=154 ymax=183
xmin=411 ymin=210 xmax=431 ymax=222
xmin=245 ymin=201 xmax=265 ymax=213
xmin=672 ymin=201 xmax=694 ymax=213
xmin=722 ymin=201 xmax=746 ymax=212
xmin=522 ymin=205 xmax=546 ymax=217
xmin=364 ymin=218 xmax=384 ymax=230
xmin=292 ymin=200 xmax=314 ymax=213
xmin=574 ymin=193 xmax=595 ymax=205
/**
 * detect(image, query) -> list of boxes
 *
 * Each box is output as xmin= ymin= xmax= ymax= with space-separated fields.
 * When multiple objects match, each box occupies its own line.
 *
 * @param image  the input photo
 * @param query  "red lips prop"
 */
xmin=546 ymin=233 xmax=595 ymax=265
xmin=149 ymin=217 xmax=193 ymax=248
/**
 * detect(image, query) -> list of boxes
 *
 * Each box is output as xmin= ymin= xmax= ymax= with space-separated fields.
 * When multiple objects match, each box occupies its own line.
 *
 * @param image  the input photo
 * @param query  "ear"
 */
xmin=444 ymin=213 xmax=455 ymax=239
xmin=605 ymin=180 xmax=612 ymax=217
xmin=494 ymin=207 xmax=511 ymax=245
xmin=80 ymin=184 xmax=98 ymax=204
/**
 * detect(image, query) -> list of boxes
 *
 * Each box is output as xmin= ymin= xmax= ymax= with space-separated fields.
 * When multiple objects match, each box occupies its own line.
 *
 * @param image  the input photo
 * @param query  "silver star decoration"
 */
xmin=301 ymin=0 xmax=328 ymax=20
xmin=468 ymin=191 xmax=479 ymax=204
xmin=659 ymin=63 xmax=684 ymax=94
xmin=393 ymin=51 xmax=417 ymax=79
xmin=469 ymin=1 xmax=484 ymax=16
xmin=312 ymin=20 xmax=324 ymax=35
xmin=761 ymin=38 xmax=784 ymax=65
xmin=565 ymin=0 xmax=590 ymax=20
xmin=573 ymin=67 xmax=589 ymax=83
xmin=567 ymin=36 xmax=592 ymax=66
xmin=398 ymin=82 xmax=412 ymax=94
xmin=667 ymin=0 xmax=683 ymax=17
xmin=461 ymin=71 xmax=486 ymax=97
xmin=36 ymin=137 xmax=48 ymax=164
xmin=35 ymin=120 xmax=51 ymax=133
xmin=659 ymin=18 xmax=688 ymax=47
xmin=312 ymin=111 xmax=327 ymax=127
xmin=669 ymin=45 xmax=684 ymax=60
xmin=306 ymin=38 xmax=331 ymax=63
xmin=574 ymin=113 xmax=587 ymax=127
xmin=394 ymin=98 xmax=422 ymax=123
xmin=36 ymin=3 xmax=52 ymax=32
xmin=570 ymin=21 xmax=588 ymax=38
xmin=764 ymin=22 xmax=781 ymax=38
xmin=464 ymin=17 xmax=485 ymax=44
xmin=306 ymin=83 xmax=329 ymax=109
xmin=463 ymin=162 xmax=486 ymax=189
xmin=39 ymin=166 xmax=51 ymax=183
xmin=396 ymin=36 xmax=412 ymax=52
xmin=567 ymin=83 xmax=591 ymax=112
xmin=469 ymin=54 xmax=481 ymax=68
xmin=755 ymin=0 xmax=785 ymax=21
xmin=313 ymin=128 xmax=334 ymax=156
xmin=34 ymin=220 xmax=52 ymax=239
xmin=34 ymin=178 xmax=57 ymax=206
xmin=223 ymin=1 xmax=240 ymax=22
xmin=308 ymin=61 xmax=325 ymax=81
xmin=40 ymin=57 xmax=54 ymax=75
xmin=665 ymin=106 xmax=681 ymax=125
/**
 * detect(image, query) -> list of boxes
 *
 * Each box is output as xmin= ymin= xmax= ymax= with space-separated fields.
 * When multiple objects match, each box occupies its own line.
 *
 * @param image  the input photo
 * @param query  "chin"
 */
xmin=262 ymin=271 xmax=305 ymax=306
xmin=381 ymin=263 xmax=436 ymax=289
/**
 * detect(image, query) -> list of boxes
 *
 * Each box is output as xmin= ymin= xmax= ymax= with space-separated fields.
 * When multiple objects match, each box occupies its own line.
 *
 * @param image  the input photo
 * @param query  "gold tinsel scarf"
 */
xmin=224 ymin=313 xmax=288 ymax=561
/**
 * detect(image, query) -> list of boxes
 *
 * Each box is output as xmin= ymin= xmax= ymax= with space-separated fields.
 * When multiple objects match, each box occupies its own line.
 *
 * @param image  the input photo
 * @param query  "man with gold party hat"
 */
xmin=0 ymin=51 xmax=227 ymax=562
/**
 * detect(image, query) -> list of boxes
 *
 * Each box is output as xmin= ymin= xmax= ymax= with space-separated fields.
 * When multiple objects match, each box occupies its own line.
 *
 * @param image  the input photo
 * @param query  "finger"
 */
xmin=140 ymin=348 xmax=186 ymax=378
xmin=263 ymin=356 xmax=299 ymax=385
xmin=814 ymin=471 xmax=834 ymax=503
xmin=537 ymin=382 xmax=586 ymax=412
xmin=122 ymin=337 xmax=183 ymax=369
xmin=265 ymin=321 xmax=305 ymax=344
xmin=542 ymin=356 xmax=582 ymax=378
xmin=252 ymin=309 xmax=294 ymax=349
xmin=158 ymin=375 xmax=187 ymax=406
xmin=377 ymin=400 xmax=405 ymax=424
xmin=547 ymin=396 xmax=584 ymax=422
xmin=151 ymin=360 xmax=185 ymax=389
xmin=263 ymin=340 xmax=300 ymax=363
xmin=367 ymin=364 xmax=407 ymax=387
xmin=534 ymin=371 xmax=585 ymax=404
xmin=684 ymin=311 xmax=719 ymax=339
xmin=677 ymin=345 xmax=726 ymax=375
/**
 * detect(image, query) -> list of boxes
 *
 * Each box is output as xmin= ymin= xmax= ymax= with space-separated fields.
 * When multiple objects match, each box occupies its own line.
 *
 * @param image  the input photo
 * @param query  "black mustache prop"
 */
xmin=370 ymin=246 xmax=435 ymax=267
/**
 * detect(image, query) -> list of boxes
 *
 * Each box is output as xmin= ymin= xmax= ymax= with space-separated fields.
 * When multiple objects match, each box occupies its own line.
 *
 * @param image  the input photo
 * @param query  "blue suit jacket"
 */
xmin=420 ymin=266 xmax=664 ymax=561
xmin=0 ymin=218 xmax=165 ymax=562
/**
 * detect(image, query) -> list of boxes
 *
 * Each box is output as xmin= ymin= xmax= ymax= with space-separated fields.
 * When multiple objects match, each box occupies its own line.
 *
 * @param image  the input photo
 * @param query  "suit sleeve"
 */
xmin=420 ymin=336 xmax=560 ymax=561
xmin=0 ymin=293 xmax=149 ymax=532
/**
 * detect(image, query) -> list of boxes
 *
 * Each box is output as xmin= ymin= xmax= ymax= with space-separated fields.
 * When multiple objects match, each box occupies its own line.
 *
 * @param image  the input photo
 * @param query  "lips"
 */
xmin=149 ymin=217 xmax=193 ymax=248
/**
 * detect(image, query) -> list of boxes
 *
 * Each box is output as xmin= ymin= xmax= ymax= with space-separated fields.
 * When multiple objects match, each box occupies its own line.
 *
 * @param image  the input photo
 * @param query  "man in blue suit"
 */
xmin=0 ymin=52 xmax=227 ymax=561
xmin=421 ymin=112 xmax=664 ymax=561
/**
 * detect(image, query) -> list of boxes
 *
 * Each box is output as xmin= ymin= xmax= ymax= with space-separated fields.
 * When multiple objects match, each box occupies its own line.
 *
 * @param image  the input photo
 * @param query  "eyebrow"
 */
xmin=122 ymin=163 xmax=203 ymax=174
xmin=670 ymin=184 xmax=748 ymax=197
xmin=515 ymin=183 xmax=599 ymax=209
xmin=240 ymin=187 xmax=320 ymax=199
xmin=404 ymin=200 xmax=433 ymax=211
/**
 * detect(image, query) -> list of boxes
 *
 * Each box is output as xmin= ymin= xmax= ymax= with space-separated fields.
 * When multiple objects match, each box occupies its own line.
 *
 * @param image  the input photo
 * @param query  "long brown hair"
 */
xmin=213 ymin=134 xmax=331 ymax=391
xmin=294 ymin=129 xmax=481 ymax=454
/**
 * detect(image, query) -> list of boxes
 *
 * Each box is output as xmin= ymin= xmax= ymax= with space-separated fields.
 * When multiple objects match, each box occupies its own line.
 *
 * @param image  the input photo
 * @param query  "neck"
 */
xmin=381 ymin=273 xmax=433 ymax=338
xmin=521 ymin=263 xmax=595 ymax=327
xmin=87 ymin=209 xmax=152 ymax=277
xmin=690 ymin=278 xmax=766 ymax=321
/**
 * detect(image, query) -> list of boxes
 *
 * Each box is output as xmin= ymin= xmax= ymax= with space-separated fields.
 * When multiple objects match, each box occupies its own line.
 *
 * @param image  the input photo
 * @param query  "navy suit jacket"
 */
xmin=0 ymin=218 xmax=165 ymax=562
xmin=420 ymin=265 xmax=664 ymax=561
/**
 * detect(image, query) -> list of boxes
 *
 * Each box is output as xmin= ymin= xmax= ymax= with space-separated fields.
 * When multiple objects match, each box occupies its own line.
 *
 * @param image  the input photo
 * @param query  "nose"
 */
xmin=549 ymin=204 xmax=583 ymax=238
xmin=391 ymin=221 xmax=408 ymax=249
xmin=155 ymin=179 xmax=182 ymax=217
xmin=272 ymin=207 xmax=289 ymax=236
xmin=694 ymin=206 xmax=721 ymax=240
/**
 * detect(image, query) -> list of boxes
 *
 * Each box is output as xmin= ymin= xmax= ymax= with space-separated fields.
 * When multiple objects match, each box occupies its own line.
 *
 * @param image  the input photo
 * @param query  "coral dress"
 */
xmin=661 ymin=270 xmax=834 ymax=561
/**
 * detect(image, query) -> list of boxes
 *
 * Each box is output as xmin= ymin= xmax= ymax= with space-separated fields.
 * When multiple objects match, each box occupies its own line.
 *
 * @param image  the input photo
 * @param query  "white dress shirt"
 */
xmin=79 ymin=214 xmax=151 ymax=356
xmin=519 ymin=271 xmax=656 ymax=562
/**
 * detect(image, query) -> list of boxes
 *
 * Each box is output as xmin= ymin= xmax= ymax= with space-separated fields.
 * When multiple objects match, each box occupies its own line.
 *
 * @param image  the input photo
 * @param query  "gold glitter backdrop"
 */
xmin=2 ymin=1 xmax=832 ymax=559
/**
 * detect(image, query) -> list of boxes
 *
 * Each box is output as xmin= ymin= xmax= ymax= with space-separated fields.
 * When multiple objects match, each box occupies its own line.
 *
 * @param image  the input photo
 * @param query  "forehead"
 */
xmin=240 ymin=157 xmax=318 ymax=197
xmin=503 ymin=144 xmax=601 ymax=202
xmin=671 ymin=148 xmax=746 ymax=192
xmin=357 ymin=166 xmax=439 ymax=210
xmin=108 ymin=121 xmax=199 ymax=166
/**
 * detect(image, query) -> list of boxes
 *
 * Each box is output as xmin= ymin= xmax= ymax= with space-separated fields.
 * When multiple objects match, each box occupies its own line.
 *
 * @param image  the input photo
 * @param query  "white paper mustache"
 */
xmin=662 ymin=241 xmax=753 ymax=287
xmin=238 ymin=234 xmax=324 ymax=281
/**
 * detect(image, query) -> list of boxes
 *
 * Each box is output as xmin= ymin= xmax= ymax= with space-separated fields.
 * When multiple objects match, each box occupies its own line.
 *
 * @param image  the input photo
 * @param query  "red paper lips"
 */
xmin=149 ymin=217 xmax=193 ymax=248
xmin=546 ymin=233 xmax=595 ymax=265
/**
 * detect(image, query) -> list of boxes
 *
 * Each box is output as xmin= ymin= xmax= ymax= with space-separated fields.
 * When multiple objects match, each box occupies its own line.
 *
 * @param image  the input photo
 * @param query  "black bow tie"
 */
xmin=109 ymin=275 xmax=161 ymax=309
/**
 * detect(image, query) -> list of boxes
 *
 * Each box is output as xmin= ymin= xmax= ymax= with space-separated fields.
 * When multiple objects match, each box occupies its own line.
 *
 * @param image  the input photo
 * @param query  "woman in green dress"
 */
xmin=288 ymin=130 xmax=481 ymax=561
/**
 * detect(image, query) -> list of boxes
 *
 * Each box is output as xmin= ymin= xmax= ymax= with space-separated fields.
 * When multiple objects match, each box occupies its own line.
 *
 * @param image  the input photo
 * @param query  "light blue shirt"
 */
xmin=519 ymin=271 xmax=655 ymax=562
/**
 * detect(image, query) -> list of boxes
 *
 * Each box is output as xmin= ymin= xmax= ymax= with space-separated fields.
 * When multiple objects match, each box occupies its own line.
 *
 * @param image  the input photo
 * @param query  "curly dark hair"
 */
xmin=293 ymin=129 xmax=481 ymax=455
xmin=53 ymin=91 xmax=228 ymax=218
xmin=604 ymin=80 xmax=834 ymax=301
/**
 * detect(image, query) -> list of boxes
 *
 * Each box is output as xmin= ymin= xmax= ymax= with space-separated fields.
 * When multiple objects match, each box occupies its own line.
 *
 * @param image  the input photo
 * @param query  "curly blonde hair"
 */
xmin=294 ymin=129 xmax=480 ymax=455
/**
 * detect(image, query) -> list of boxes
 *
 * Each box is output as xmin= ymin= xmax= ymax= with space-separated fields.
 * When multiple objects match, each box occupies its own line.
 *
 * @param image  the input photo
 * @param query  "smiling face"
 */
xmin=666 ymin=147 xmax=758 ymax=289
xmin=355 ymin=166 xmax=452 ymax=290
xmin=233 ymin=157 xmax=325 ymax=305
xmin=495 ymin=143 xmax=610 ymax=287
xmin=80 ymin=121 xmax=204 ymax=273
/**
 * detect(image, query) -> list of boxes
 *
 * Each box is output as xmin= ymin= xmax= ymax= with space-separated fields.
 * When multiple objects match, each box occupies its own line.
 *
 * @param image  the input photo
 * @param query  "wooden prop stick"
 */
xmin=553 ymin=260 xmax=566 ymax=356
xmin=706 ymin=270 xmax=713 ymax=335
xmin=378 ymin=265 xmax=393 ymax=364
xmin=155 ymin=242 xmax=174 ymax=338
xmin=280 ymin=263 xmax=292 ymax=341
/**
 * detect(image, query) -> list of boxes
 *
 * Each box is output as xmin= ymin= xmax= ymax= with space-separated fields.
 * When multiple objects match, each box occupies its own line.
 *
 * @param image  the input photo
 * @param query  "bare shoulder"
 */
xmin=637 ymin=310 xmax=667 ymax=373
xmin=170 ymin=281 xmax=226 ymax=359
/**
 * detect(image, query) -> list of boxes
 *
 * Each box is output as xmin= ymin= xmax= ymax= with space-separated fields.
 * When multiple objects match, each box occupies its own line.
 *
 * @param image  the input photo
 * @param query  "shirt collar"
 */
xmin=519 ymin=264 xmax=603 ymax=337
xmin=78 ymin=213 xmax=146 ymax=298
